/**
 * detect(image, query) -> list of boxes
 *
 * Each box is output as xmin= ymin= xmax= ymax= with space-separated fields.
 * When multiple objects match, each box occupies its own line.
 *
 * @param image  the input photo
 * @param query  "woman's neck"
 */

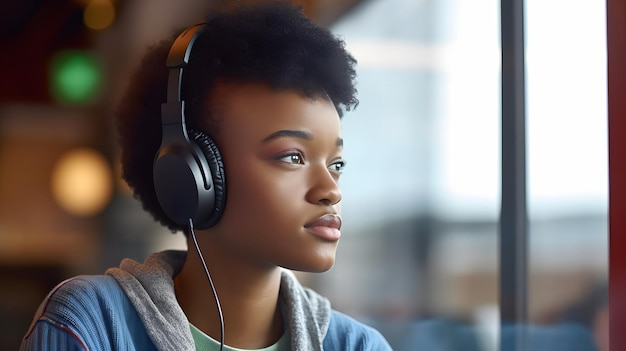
xmin=174 ymin=236 xmax=284 ymax=349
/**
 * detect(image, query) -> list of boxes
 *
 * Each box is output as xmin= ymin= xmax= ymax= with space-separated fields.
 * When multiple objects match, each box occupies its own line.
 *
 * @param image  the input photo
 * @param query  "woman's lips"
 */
xmin=304 ymin=214 xmax=342 ymax=241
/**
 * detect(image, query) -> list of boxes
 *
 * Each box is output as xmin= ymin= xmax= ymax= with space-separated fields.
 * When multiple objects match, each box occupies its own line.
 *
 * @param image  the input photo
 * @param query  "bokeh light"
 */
xmin=83 ymin=0 xmax=116 ymax=30
xmin=49 ymin=50 xmax=102 ymax=105
xmin=50 ymin=148 xmax=113 ymax=217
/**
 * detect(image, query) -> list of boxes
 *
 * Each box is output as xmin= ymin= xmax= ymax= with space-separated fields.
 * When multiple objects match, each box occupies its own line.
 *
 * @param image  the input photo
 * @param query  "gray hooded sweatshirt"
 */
xmin=106 ymin=250 xmax=331 ymax=351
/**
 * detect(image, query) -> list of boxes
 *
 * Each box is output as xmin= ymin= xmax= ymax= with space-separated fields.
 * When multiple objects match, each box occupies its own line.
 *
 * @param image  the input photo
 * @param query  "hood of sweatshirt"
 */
xmin=105 ymin=250 xmax=331 ymax=351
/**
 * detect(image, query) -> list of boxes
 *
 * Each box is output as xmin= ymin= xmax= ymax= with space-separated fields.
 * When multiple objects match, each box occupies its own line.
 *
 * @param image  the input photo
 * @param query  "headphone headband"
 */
xmin=165 ymin=23 xmax=206 ymax=104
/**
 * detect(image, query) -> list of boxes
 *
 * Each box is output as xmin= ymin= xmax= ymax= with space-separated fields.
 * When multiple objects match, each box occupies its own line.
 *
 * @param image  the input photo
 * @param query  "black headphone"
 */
xmin=153 ymin=24 xmax=226 ymax=230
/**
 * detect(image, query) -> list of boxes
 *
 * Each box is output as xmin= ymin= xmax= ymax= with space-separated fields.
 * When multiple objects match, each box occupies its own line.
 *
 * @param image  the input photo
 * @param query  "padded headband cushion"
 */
xmin=190 ymin=129 xmax=227 ymax=228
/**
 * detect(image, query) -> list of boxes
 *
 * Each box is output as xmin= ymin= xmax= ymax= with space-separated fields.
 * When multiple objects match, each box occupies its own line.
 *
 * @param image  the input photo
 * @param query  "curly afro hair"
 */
xmin=116 ymin=1 xmax=358 ymax=233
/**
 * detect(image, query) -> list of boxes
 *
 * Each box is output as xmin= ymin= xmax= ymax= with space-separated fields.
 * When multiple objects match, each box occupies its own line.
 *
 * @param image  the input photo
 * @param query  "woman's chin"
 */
xmin=284 ymin=254 xmax=336 ymax=273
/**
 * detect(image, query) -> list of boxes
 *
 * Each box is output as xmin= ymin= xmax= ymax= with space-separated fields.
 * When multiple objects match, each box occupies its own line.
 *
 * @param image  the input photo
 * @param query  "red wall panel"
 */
xmin=608 ymin=0 xmax=626 ymax=349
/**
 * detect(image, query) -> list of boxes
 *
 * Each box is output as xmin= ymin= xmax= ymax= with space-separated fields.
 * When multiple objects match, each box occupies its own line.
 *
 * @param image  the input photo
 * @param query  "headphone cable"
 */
xmin=188 ymin=218 xmax=224 ymax=351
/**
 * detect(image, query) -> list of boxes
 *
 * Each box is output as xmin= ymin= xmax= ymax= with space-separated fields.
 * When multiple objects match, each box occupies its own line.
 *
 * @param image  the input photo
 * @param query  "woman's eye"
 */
xmin=278 ymin=153 xmax=304 ymax=165
xmin=328 ymin=160 xmax=347 ymax=173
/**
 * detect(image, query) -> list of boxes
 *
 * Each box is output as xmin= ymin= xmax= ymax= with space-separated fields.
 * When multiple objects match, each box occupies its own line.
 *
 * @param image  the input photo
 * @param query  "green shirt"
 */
xmin=190 ymin=323 xmax=290 ymax=351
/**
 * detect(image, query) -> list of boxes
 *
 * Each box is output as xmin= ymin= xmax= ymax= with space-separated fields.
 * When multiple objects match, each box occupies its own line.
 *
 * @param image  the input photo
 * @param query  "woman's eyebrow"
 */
xmin=262 ymin=130 xmax=313 ymax=142
xmin=262 ymin=130 xmax=343 ymax=148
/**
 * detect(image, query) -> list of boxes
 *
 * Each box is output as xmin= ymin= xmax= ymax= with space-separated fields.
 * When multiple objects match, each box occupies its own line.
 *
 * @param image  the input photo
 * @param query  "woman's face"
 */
xmin=206 ymin=83 xmax=345 ymax=272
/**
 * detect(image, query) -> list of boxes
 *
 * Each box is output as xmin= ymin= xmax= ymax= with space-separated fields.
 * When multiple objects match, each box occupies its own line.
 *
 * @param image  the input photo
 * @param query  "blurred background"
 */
xmin=0 ymin=0 xmax=608 ymax=350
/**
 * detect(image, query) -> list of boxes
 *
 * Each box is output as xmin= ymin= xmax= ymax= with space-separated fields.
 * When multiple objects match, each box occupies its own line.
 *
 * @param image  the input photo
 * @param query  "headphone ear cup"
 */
xmin=189 ymin=129 xmax=226 ymax=228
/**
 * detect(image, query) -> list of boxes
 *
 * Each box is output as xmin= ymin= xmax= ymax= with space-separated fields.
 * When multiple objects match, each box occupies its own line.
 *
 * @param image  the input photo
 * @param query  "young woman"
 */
xmin=21 ymin=2 xmax=391 ymax=350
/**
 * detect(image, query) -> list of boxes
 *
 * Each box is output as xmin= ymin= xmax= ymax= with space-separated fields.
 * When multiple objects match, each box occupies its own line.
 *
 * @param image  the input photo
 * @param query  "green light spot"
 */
xmin=50 ymin=51 xmax=102 ymax=105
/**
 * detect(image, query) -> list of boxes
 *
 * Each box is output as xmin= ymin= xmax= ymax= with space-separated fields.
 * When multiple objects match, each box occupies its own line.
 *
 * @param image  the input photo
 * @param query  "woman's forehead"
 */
xmin=207 ymin=83 xmax=339 ymax=132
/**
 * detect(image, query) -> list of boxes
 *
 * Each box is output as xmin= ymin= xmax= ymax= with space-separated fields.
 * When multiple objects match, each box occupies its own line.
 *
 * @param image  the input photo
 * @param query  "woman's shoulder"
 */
xmin=41 ymin=275 xmax=127 ymax=315
xmin=324 ymin=310 xmax=393 ymax=350
xmin=21 ymin=275 xmax=152 ymax=350
xmin=23 ymin=275 xmax=134 ymax=339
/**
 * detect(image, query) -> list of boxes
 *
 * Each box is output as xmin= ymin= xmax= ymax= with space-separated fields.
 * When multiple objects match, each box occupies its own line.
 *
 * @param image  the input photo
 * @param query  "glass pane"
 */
xmin=304 ymin=0 xmax=501 ymax=350
xmin=525 ymin=0 xmax=608 ymax=350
